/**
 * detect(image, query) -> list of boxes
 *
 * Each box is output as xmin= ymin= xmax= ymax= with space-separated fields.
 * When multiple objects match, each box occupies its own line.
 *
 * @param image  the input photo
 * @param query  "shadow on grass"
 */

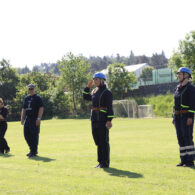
xmin=0 ymin=153 xmax=14 ymax=158
xmin=29 ymin=155 xmax=56 ymax=162
xmin=103 ymin=167 xmax=143 ymax=178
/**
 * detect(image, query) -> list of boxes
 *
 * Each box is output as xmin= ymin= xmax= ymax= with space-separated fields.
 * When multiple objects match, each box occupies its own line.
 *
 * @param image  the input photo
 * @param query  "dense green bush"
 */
xmin=134 ymin=93 xmax=174 ymax=117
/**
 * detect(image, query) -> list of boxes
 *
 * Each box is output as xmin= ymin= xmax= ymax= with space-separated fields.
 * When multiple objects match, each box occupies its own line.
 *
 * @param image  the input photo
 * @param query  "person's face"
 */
xmin=93 ymin=78 xmax=101 ymax=87
xmin=93 ymin=78 xmax=105 ymax=87
xmin=177 ymin=72 xmax=189 ymax=82
xmin=177 ymin=72 xmax=184 ymax=82
xmin=28 ymin=87 xmax=35 ymax=95
xmin=0 ymin=102 xmax=3 ymax=108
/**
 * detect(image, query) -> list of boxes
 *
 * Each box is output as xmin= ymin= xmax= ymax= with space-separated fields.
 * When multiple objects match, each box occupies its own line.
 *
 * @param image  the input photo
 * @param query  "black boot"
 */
xmin=176 ymin=162 xmax=185 ymax=167
xmin=183 ymin=162 xmax=194 ymax=167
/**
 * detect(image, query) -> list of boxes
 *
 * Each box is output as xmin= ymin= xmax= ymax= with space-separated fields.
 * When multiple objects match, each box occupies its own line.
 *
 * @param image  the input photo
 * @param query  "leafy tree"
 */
xmin=58 ymin=52 xmax=91 ymax=114
xmin=17 ymin=65 xmax=31 ymax=74
xmin=107 ymin=63 xmax=137 ymax=99
xmin=116 ymin=53 xmax=121 ymax=63
xmin=32 ymin=65 xmax=40 ymax=72
xmin=169 ymin=31 xmax=195 ymax=80
xmin=149 ymin=52 xmax=168 ymax=68
xmin=128 ymin=50 xmax=135 ymax=65
xmin=88 ymin=56 xmax=113 ymax=73
xmin=139 ymin=67 xmax=154 ymax=84
xmin=52 ymin=90 xmax=71 ymax=118
xmin=19 ymin=72 xmax=54 ymax=91
xmin=0 ymin=59 xmax=19 ymax=100
xmin=134 ymin=55 xmax=149 ymax=65
xmin=29 ymin=53 xmax=169 ymax=76
xmin=50 ymin=63 xmax=60 ymax=75
xmin=11 ymin=72 xmax=55 ymax=120
xmin=31 ymin=63 xmax=60 ymax=75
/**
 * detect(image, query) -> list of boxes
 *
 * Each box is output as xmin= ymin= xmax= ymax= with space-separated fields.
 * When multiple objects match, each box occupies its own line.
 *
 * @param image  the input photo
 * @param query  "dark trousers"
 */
xmin=24 ymin=119 xmax=40 ymax=155
xmin=92 ymin=122 xmax=110 ymax=167
xmin=0 ymin=122 xmax=9 ymax=153
xmin=174 ymin=114 xmax=195 ymax=163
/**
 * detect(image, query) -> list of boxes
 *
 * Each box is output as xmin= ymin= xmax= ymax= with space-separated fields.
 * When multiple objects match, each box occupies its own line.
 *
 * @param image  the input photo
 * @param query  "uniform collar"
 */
xmin=178 ymin=81 xmax=190 ymax=89
xmin=29 ymin=94 xmax=36 ymax=97
xmin=99 ymin=84 xmax=106 ymax=89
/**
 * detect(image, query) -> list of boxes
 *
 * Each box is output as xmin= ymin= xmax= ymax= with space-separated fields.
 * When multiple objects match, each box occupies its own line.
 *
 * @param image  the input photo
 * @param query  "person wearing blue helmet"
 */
xmin=93 ymin=72 xmax=107 ymax=80
xmin=83 ymin=72 xmax=114 ymax=168
xmin=173 ymin=67 xmax=195 ymax=167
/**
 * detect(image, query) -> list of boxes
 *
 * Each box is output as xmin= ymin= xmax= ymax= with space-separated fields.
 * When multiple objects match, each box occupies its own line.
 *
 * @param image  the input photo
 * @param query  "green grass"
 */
xmin=0 ymin=118 xmax=195 ymax=195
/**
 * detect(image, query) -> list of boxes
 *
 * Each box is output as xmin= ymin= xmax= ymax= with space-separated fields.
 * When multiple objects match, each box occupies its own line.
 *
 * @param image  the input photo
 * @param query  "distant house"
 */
xmin=101 ymin=63 xmax=150 ymax=78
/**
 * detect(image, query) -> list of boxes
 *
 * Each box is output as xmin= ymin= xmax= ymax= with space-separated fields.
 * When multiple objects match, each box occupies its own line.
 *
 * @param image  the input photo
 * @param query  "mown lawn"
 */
xmin=0 ymin=118 xmax=194 ymax=195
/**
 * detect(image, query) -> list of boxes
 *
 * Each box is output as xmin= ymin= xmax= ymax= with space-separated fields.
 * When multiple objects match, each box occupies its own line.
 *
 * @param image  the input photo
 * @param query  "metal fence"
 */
xmin=134 ymin=68 xmax=177 ymax=88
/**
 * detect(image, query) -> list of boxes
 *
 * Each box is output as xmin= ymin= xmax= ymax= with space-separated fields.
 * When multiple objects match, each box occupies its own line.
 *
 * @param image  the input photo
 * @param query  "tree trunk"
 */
xmin=72 ymin=90 xmax=77 ymax=115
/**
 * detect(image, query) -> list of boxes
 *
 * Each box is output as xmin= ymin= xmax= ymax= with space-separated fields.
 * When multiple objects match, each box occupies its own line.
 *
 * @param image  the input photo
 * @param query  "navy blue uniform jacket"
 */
xmin=83 ymin=84 xmax=114 ymax=122
xmin=23 ymin=94 xmax=43 ymax=119
xmin=174 ymin=82 xmax=195 ymax=118
xmin=0 ymin=107 xmax=8 ymax=123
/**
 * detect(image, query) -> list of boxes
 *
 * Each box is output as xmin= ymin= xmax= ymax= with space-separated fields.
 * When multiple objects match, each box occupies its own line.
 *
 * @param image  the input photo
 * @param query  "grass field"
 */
xmin=0 ymin=118 xmax=195 ymax=195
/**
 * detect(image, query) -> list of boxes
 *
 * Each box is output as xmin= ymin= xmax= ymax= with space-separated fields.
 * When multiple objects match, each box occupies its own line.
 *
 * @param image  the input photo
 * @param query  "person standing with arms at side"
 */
xmin=21 ymin=84 xmax=44 ymax=158
xmin=0 ymin=98 xmax=10 ymax=154
xmin=83 ymin=72 xmax=114 ymax=168
xmin=173 ymin=67 xmax=195 ymax=167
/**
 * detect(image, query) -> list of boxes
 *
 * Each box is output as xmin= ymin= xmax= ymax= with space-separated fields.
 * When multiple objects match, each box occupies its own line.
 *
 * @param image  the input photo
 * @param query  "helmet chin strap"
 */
xmin=99 ymin=80 xmax=104 ymax=87
xmin=180 ymin=73 xmax=189 ymax=84
xmin=180 ymin=73 xmax=185 ymax=83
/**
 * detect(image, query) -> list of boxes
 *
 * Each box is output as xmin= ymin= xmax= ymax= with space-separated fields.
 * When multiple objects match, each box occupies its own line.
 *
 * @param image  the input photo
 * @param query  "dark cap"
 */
xmin=28 ymin=84 xmax=36 ymax=88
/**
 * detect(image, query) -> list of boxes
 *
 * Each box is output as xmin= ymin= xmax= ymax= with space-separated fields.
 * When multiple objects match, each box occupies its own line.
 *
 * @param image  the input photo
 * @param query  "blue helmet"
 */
xmin=93 ymin=72 xmax=106 ymax=80
xmin=28 ymin=84 xmax=36 ymax=88
xmin=177 ymin=67 xmax=192 ymax=75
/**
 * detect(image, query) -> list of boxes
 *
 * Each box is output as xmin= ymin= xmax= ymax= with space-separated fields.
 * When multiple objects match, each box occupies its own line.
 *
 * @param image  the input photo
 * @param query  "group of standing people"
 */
xmin=0 ymin=67 xmax=194 ymax=168
xmin=84 ymin=68 xmax=195 ymax=168
xmin=0 ymin=84 xmax=44 ymax=158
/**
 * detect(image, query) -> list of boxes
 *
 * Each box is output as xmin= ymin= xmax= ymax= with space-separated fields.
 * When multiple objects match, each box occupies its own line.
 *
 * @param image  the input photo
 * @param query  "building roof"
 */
xmin=101 ymin=63 xmax=150 ymax=75
xmin=125 ymin=63 xmax=149 ymax=72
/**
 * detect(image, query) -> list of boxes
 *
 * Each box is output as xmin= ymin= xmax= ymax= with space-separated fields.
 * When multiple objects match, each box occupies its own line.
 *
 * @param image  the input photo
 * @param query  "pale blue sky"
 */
xmin=0 ymin=0 xmax=194 ymax=68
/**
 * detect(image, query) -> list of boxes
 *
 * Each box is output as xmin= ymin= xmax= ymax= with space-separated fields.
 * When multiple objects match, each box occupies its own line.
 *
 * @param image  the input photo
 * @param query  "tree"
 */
xmin=169 ymin=31 xmax=195 ymax=80
xmin=134 ymin=55 xmax=149 ymax=64
xmin=58 ymin=52 xmax=91 ymax=114
xmin=139 ymin=67 xmax=154 ymax=84
xmin=17 ymin=65 xmax=31 ymax=74
xmin=116 ymin=53 xmax=121 ymax=63
xmin=52 ymin=90 xmax=71 ymax=118
xmin=0 ymin=59 xmax=19 ymax=100
xmin=149 ymin=52 xmax=168 ymax=68
xmin=128 ymin=50 xmax=135 ymax=65
xmin=11 ymin=72 xmax=55 ymax=120
xmin=32 ymin=65 xmax=40 ymax=72
xmin=107 ymin=63 xmax=137 ymax=99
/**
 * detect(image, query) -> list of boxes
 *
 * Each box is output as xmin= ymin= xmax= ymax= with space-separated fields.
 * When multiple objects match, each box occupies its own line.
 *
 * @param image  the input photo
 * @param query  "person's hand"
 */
xmin=182 ymin=78 xmax=189 ymax=87
xmin=187 ymin=118 xmax=193 ymax=126
xmin=106 ymin=121 xmax=112 ymax=129
xmin=21 ymin=119 xmax=24 ymax=125
xmin=87 ymin=80 xmax=93 ymax=88
xmin=36 ymin=119 xmax=41 ymax=126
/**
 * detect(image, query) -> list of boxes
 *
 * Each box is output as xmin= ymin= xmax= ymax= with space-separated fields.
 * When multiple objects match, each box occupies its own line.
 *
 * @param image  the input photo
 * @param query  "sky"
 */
xmin=0 ymin=0 xmax=195 ymax=69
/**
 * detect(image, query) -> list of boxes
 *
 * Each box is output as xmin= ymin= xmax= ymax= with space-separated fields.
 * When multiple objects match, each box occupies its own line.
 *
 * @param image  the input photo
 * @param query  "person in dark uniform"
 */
xmin=173 ymin=67 xmax=195 ymax=167
xmin=83 ymin=72 xmax=114 ymax=168
xmin=21 ymin=84 xmax=44 ymax=157
xmin=0 ymin=98 xmax=10 ymax=154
